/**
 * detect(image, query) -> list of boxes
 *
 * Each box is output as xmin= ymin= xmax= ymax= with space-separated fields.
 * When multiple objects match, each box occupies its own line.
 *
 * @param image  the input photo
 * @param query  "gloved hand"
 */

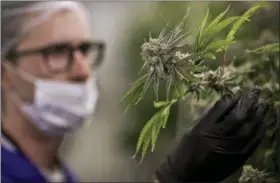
xmin=155 ymin=88 xmax=270 ymax=183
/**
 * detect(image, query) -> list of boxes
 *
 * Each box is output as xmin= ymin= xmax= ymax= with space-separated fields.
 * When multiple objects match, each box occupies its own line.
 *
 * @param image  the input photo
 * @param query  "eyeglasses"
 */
xmin=7 ymin=41 xmax=105 ymax=74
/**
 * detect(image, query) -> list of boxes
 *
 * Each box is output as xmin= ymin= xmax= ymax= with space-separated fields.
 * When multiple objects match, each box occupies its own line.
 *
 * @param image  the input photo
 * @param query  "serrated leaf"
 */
xmin=121 ymin=73 xmax=152 ymax=112
xmin=151 ymin=118 xmax=160 ymax=152
xmin=226 ymin=3 xmax=267 ymax=43
xmin=121 ymin=74 xmax=149 ymax=101
xmin=151 ymin=104 xmax=172 ymax=152
xmin=195 ymin=8 xmax=210 ymax=51
xmin=206 ymin=4 xmax=231 ymax=31
xmin=133 ymin=118 xmax=153 ymax=159
xmin=133 ymin=103 xmax=173 ymax=160
xmin=206 ymin=40 xmax=236 ymax=51
xmin=201 ymin=16 xmax=239 ymax=50
xmin=174 ymin=7 xmax=191 ymax=32
xmin=205 ymin=16 xmax=239 ymax=37
xmin=247 ymin=43 xmax=280 ymax=54
xmin=161 ymin=104 xmax=171 ymax=129
xmin=140 ymin=136 xmax=151 ymax=163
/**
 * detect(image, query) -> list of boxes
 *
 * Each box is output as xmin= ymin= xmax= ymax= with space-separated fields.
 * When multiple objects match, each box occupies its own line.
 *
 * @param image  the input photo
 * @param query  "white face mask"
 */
xmin=21 ymin=78 xmax=99 ymax=136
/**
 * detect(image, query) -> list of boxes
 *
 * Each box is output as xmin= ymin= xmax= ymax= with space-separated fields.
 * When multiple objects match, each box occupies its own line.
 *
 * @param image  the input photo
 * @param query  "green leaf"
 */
xmin=206 ymin=40 xmax=236 ymax=51
xmin=134 ymin=103 xmax=173 ymax=161
xmin=206 ymin=4 xmax=231 ymax=31
xmin=151 ymin=118 xmax=161 ymax=152
xmin=226 ymin=3 xmax=267 ymax=43
xmin=151 ymin=104 xmax=172 ymax=151
xmin=181 ymin=64 xmax=204 ymax=72
xmin=140 ymin=136 xmax=151 ymax=163
xmin=121 ymin=73 xmax=152 ymax=112
xmin=154 ymin=101 xmax=170 ymax=108
xmin=175 ymin=67 xmax=200 ymax=82
xmin=202 ymin=52 xmax=216 ymax=60
xmin=201 ymin=16 xmax=239 ymax=50
xmin=174 ymin=7 xmax=191 ymax=32
xmin=172 ymin=79 xmax=187 ymax=99
xmin=161 ymin=104 xmax=171 ymax=129
xmin=133 ymin=118 xmax=153 ymax=159
xmin=195 ymin=8 xmax=210 ymax=51
xmin=208 ymin=16 xmax=240 ymax=37
xmin=247 ymin=43 xmax=280 ymax=54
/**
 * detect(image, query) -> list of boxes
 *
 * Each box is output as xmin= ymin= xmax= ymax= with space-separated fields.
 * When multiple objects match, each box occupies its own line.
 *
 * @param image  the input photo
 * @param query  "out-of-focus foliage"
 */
xmin=121 ymin=1 xmax=279 ymax=183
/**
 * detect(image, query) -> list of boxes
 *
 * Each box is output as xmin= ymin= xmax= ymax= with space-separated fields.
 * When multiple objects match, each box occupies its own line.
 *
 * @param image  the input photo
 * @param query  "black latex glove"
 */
xmin=155 ymin=88 xmax=270 ymax=183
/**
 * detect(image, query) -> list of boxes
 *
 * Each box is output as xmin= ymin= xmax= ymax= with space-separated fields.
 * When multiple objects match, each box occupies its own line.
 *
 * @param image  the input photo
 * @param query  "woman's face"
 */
xmin=2 ymin=8 xmax=96 ymax=104
xmin=14 ymin=9 xmax=93 ymax=82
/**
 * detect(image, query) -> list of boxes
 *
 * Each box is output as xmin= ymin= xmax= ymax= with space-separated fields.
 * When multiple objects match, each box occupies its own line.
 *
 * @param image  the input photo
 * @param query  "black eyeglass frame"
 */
xmin=6 ymin=41 xmax=106 ymax=73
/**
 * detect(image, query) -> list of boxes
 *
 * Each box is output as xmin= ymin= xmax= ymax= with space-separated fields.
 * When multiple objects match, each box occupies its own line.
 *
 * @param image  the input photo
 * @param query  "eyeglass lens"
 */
xmin=43 ymin=42 xmax=103 ymax=73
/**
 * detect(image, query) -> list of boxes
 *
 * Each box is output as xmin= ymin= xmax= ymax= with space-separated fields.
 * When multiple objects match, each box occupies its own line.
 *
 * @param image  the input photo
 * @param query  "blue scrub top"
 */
xmin=1 ymin=129 xmax=79 ymax=183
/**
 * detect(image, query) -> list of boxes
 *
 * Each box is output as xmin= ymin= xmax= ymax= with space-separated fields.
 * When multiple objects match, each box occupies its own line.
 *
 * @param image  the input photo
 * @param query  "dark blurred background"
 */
xmin=58 ymin=1 xmax=280 ymax=182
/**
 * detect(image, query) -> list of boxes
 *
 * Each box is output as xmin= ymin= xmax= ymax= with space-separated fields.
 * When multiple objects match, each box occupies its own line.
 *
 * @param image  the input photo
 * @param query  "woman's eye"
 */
xmin=49 ymin=45 xmax=69 ymax=55
xmin=79 ymin=43 xmax=93 ymax=55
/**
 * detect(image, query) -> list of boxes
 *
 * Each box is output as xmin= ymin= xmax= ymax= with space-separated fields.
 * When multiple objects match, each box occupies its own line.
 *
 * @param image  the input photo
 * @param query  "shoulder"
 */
xmin=1 ymin=171 xmax=14 ymax=183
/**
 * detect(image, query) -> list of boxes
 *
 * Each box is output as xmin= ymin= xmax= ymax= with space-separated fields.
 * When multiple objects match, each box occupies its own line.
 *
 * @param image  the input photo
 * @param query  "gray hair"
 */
xmin=1 ymin=1 xmax=90 ymax=61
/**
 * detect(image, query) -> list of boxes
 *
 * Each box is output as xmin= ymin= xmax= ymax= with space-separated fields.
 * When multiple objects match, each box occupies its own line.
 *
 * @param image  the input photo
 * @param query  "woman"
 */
xmin=1 ymin=1 xmax=271 ymax=183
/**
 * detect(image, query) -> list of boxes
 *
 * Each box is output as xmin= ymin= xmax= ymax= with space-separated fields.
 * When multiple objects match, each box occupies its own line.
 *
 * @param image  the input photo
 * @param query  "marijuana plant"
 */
xmin=238 ymin=165 xmax=276 ymax=183
xmin=122 ymin=2 xmax=279 ymax=182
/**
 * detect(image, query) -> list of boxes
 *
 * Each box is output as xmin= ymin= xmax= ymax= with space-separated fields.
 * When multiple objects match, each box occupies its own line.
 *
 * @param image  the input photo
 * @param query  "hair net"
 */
xmin=1 ymin=1 xmax=90 ymax=61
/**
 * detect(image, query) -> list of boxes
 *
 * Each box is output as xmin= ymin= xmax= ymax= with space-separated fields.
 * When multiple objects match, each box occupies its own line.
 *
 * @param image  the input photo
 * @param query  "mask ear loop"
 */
xmin=2 ymin=62 xmax=36 ymax=104
xmin=2 ymin=62 xmax=37 ymax=120
xmin=82 ymin=76 xmax=100 ymax=129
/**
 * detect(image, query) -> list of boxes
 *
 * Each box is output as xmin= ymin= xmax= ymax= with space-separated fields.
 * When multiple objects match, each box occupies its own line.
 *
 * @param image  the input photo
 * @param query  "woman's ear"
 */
xmin=1 ymin=61 xmax=10 ymax=92
xmin=1 ymin=61 xmax=35 ymax=103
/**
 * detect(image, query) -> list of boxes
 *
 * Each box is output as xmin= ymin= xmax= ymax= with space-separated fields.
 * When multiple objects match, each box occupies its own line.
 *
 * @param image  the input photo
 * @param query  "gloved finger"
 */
xmin=235 ymin=101 xmax=269 ymax=138
xmin=213 ymin=88 xmax=261 ymax=133
xmin=195 ymin=94 xmax=239 ymax=131
xmin=255 ymin=101 xmax=270 ymax=119
xmin=232 ymin=88 xmax=261 ymax=121
xmin=234 ymin=102 xmax=267 ymax=154
xmin=209 ymin=100 xmax=265 ymax=141
xmin=208 ymin=120 xmax=264 ymax=154
xmin=214 ymin=102 xmax=269 ymax=152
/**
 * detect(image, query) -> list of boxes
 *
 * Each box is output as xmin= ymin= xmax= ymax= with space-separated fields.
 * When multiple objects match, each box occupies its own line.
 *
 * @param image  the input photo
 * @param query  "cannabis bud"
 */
xmin=239 ymin=165 xmax=274 ymax=183
xmin=138 ymin=13 xmax=200 ymax=101
xmin=141 ymin=34 xmax=191 ymax=80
